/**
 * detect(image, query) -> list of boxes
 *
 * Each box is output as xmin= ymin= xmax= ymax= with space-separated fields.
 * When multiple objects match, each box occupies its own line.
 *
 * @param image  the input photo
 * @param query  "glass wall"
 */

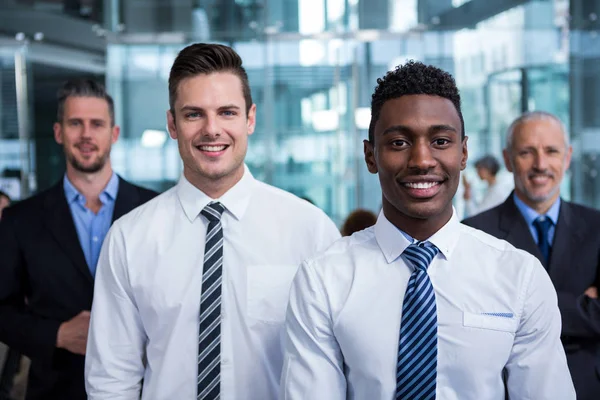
xmin=1 ymin=0 xmax=599 ymax=223
xmin=99 ymin=0 xmax=592 ymax=223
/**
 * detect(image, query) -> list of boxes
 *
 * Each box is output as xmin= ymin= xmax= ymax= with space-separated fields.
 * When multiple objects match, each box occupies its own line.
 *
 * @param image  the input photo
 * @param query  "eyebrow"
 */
xmin=179 ymin=104 xmax=241 ymax=112
xmin=65 ymin=117 xmax=106 ymax=124
xmin=381 ymin=124 xmax=458 ymax=136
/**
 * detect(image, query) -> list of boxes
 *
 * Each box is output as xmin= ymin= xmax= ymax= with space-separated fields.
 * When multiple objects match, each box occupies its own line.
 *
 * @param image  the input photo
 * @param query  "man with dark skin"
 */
xmin=282 ymin=61 xmax=574 ymax=399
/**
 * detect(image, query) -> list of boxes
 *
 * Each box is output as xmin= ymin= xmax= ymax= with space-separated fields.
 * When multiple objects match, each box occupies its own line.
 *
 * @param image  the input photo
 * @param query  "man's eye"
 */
xmin=434 ymin=139 xmax=450 ymax=146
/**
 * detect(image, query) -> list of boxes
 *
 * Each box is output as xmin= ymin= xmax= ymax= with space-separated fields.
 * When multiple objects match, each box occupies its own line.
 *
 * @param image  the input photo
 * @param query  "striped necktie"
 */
xmin=198 ymin=202 xmax=225 ymax=399
xmin=396 ymin=242 xmax=440 ymax=400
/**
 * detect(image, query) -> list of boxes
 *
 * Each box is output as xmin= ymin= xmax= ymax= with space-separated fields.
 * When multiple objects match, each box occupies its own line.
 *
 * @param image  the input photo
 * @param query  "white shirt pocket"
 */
xmin=247 ymin=264 xmax=299 ymax=323
xmin=462 ymin=311 xmax=518 ymax=333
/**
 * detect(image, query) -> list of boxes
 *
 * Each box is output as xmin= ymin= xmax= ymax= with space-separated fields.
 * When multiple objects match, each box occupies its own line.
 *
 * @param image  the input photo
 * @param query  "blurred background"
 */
xmin=0 ymin=0 xmax=598 ymax=224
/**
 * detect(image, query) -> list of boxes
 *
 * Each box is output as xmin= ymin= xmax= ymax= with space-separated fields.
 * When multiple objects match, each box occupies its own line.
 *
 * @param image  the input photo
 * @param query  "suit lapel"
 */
xmin=548 ymin=202 xmax=581 ymax=282
xmin=112 ymin=177 xmax=140 ymax=223
xmin=497 ymin=194 xmax=545 ymax=265
xmin=43 ymin=181 xmax=94 ymax=284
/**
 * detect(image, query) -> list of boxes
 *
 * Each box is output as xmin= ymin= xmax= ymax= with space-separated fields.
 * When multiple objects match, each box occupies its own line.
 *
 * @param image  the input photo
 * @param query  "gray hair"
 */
xmin=505 ymin=111 xmax=569 ymax=150
xmin=56 ymin=79 xmax=115 ymax=126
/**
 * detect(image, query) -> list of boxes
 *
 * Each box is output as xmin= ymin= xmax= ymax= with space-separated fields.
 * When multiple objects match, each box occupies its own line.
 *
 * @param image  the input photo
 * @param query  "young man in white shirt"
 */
xmin=84 ymin=43 xmax=340 ymax=400
xmin=281 ymin=61 xmax=575 ymax=399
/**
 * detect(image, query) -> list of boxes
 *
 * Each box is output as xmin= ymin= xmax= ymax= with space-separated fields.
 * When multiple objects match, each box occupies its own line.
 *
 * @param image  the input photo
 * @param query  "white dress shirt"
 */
xmin=282 ymin=210 xmax=575 ymax=400
xmin=85 ymin=166 xmax=341 ymax=400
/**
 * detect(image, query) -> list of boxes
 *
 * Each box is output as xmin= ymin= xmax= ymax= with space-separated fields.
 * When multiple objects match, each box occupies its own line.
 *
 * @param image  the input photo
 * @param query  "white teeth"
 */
xmin=405 ymin=182 xmax=438 ymax=189
xmin=199 ymin=145 xmax=227 ymax=152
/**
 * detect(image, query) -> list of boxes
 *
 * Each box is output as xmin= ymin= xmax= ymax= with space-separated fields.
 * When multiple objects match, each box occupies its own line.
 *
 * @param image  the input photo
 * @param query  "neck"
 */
xmin=515 ymin=190 xmax=559 ymax=215
xmin=382 ymin=202 xmax=453 ymax=241
xmin=65 ymin=162 xmax=114 ymax=203
xmin=487 ymin=176 xmax=496 ymax=186
xmin=184 ymin=165 xmax=244 ymax=199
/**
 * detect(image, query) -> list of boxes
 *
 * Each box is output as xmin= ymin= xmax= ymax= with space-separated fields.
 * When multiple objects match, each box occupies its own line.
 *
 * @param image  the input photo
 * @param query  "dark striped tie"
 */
xmin=396 ymin=242 xmax=440 ymax=400
xmin=198 ymin=202 xmax=225 ymax=400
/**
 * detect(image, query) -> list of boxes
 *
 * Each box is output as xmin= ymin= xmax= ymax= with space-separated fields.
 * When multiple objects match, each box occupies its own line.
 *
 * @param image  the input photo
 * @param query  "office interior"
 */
xmin=0 ymin=0 xmax=599 ymax=225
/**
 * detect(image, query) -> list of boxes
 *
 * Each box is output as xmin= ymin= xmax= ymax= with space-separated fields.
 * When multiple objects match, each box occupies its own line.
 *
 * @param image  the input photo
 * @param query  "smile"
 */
xmin=400 ymin=180 xmax=444 ymax=199
xmin=403 ymin=182 xmax=440 ymax=189
xmin=197 ymin=145 xmax=228 ymax=152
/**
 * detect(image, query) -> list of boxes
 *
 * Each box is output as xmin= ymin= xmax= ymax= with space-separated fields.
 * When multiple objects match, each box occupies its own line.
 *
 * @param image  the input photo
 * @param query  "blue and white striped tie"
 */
xmin=396 ymin=242 xmax=440 ymax=400
xmin=198 ymin=202 xmax=225 ymax=399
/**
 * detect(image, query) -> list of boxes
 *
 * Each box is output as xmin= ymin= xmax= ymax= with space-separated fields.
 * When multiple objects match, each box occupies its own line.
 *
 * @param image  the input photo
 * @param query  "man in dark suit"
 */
xmin=0 ymin=79 xmax=157 ymax=400
xmin=463 ymin=111 xmax=600 ymax=400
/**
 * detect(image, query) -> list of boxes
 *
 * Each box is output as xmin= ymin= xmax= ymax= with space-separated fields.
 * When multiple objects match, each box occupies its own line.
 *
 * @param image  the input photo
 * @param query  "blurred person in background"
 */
xmin=463 ymin=111 xmax=600 ymax=400
xmin=462 ymin=154 xmax=512 ymax=217
xmin=0 ymin=79 xmax=157 ymax=400
xmin=0 ymin=191 xmax=9 ymax=220
xmin=85 ymin=43 xmax=340 ymax=400
xmin=341 ymin=208 xmax=377 ymax=236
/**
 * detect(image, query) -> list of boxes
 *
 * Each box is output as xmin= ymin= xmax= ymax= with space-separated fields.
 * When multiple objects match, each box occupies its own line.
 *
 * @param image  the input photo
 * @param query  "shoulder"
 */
xmin=458 ymin=222 xmax=538 ymax=267
xmin=303 ymin=227 xmax=376 ymax=272
xmin=564 ymin=200 xmax=600 ymax=220
xmin=117 ymin=177 xmax=159 ymax=203
xmin=1 ymin=183 xmax=60 ymax=222
xmin=462 ymin=202 xmax=504 ymax=228
xmin=252 ymin=180 xmax=333 ymax=222
xmin=112 ymin=186 xmax=176 ymax=231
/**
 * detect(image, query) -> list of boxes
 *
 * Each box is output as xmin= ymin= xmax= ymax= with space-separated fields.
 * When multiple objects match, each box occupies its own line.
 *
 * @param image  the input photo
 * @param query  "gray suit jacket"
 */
xmin=463 ymin=193 xmax=600 ymax=400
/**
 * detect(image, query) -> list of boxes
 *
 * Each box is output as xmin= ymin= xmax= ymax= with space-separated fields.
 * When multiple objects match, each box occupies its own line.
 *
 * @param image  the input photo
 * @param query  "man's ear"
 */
xmin=167 ymin=110 xmax=177 ymax=140
xmin=53 ymin=122 xmax=63 ymax=145
xmin=503 ymin=148 xmax=513 ymax=173
xmin=364 ymin=140 xmax=378 ymax=174
xmin=460 ymin=136 xmax=468 ymax=171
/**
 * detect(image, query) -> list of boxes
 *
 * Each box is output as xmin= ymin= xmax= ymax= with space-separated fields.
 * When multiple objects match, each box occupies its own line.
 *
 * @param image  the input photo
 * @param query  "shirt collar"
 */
xmin=374 ymin=207 xmax=460 ymax=264
xmin=177 ymin=164 xmax=254 ymax=223
xmin=513 ymin=193 xmax=561 ymax=227
xmin=63 ymin=172 xmax=119 ymax=204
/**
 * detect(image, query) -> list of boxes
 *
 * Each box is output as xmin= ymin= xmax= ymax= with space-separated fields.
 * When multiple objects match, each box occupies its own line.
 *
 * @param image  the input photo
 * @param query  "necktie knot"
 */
xmin=533 ymin=215 xmax=553 ymax=236
xmin=403 ymin=242 xmax=439 ymax=272
xmin=201 ymin=202 xmax=225 ymax=223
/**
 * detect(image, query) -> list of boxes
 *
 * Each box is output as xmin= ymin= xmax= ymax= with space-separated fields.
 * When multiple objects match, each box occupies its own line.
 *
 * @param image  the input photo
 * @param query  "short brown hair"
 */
xmin=57 ymin=79 xmax=115 ymax=126
xmin=168 ymin=43 xmax=253 ymax=116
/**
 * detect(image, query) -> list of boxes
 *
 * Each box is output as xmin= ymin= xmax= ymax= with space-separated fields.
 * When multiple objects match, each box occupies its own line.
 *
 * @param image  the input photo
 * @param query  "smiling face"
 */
xmin=167 ymin=72 xmax=256 ymax=195
xmin=53 ymin=96 xmax=119 ymax=174
xmin=365 ymin=94 xmax=467 ymax=237
xmin=503 ymin=117 xmax=571 ymax=213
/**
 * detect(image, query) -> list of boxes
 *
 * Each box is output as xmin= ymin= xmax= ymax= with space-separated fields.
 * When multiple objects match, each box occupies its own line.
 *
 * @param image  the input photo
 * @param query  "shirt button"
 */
xmin=92 ymin=236 xmax=99 ymax=242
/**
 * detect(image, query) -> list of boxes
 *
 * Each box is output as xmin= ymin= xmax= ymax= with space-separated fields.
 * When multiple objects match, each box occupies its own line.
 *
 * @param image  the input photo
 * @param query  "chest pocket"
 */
xmin=462 ymin=311 xmax=518 ymax=333
xmin=247 ymin=264 xmax=299 ymax=323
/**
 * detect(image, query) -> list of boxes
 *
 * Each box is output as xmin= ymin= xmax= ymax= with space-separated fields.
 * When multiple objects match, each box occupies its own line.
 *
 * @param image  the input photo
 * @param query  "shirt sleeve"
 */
xmin=85 ymin=223 xmax=146 ymax=399
xmin=314 ymin=211 xmax=342 ymax=254
xmin=280 ymin=260 xmax=346 ymax=399
xmin=505 ymin=257 xmax=576 ymax=399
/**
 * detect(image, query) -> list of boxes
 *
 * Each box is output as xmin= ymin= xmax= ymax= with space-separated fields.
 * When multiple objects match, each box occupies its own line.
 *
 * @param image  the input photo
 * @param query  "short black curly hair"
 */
xmin=368 ymin=60 xmax=464 ymax=143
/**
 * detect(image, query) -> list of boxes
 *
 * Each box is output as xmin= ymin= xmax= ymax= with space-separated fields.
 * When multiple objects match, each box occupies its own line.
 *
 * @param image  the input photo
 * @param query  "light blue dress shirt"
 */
xmin=513 ymin=193 xmax=561 ymax=245
xmin=63 ymin=173 xmax=119 ymax=276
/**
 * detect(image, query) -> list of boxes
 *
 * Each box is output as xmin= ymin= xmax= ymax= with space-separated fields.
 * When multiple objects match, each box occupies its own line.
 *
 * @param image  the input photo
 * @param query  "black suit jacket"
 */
xmin=463 ymin=194 xmax=600 ymax=400
xmin=0 ymin=176 xmax=157 ymax=400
